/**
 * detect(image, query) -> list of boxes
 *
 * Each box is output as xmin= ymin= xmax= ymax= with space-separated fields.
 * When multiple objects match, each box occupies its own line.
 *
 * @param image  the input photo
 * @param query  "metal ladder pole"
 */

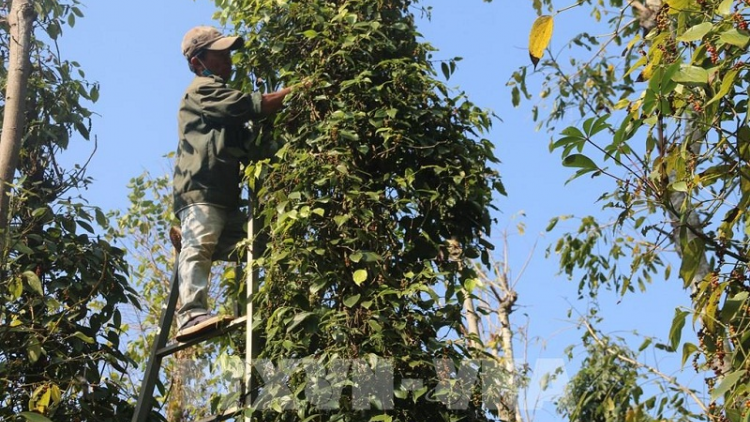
xmin=244 ymin=192 xmax=258 ymax=422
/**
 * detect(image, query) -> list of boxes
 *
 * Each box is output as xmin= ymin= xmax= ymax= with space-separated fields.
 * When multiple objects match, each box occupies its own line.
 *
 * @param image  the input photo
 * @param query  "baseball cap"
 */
xmin=181 ymin=26 xmax=244 ymax=59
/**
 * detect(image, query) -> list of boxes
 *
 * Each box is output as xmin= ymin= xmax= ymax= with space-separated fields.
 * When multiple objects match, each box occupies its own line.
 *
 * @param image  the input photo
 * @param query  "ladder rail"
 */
xmin=244 ymin=193 xmax=257 ymax=422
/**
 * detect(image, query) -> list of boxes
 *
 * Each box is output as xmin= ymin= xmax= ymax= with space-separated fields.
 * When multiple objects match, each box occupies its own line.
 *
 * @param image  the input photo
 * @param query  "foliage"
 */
xmin=211 ymin=0 xmax=505 ymax=420
xmin=558 ymin=312 xmax=699 ymax=422
xmin=0 ymin=1 xmax=135 ymax=421
xmin=514 ymin=0 xmax=750 ymax=420
xmin=559 ymin=342 xmax=644 ymax=422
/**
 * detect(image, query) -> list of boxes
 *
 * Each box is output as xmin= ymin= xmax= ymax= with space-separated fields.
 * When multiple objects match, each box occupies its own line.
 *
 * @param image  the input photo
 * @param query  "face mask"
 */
xmin=197 ymin=57 xmax=212 ymax=76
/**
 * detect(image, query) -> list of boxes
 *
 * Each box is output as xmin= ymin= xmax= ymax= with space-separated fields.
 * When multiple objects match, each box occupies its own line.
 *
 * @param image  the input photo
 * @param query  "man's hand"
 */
xmin=292 ymin=77 xmax=313 ymax=92
xmin=260 ymin=77 xmax=311 ymax=116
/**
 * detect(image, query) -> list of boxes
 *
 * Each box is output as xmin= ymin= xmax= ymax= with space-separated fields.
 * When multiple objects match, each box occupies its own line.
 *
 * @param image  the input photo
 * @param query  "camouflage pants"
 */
xmin=175 ymin=203 xmax=246 ymax=328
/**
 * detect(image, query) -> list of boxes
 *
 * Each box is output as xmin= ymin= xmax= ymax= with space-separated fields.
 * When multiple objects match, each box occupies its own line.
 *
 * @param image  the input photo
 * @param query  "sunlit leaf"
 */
xmin=720 ymin=29 xmax=750 ymax=47
xmin=19 ymin=412 xmax=53 ymax=422
xmin=23 ymin=270 xmax=43 ymax=295
xmin=353 ymin=269 xmax=368 ymax=285
xmin=669 ymin=181 xmax=688 ymax=192
xmin=676 ymin=22 xmax=712 ymax=42
xmin=671 ymin=65 xmax=708 ymax=84
xmin=666 ymin=0 xmax=699 ymax=12
xmin=706 ymin=69 xmax=738 ymax=105
xmin=718 ymin=0 xmax=733 ymax=15
xmin=71 ymin=331 xmax=96 ymax=344
xmin=529 ymin=15 xmax=554 ymax=68
xmin=711 ymin=370 xmax=746 ymax=401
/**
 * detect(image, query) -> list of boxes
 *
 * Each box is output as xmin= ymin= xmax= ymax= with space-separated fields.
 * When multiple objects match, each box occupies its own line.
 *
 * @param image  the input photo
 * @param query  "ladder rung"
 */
xmin=156 ymin=316 xmax=248 ymax=357
xmin=195 ymin=406 xmax=242 ymax=422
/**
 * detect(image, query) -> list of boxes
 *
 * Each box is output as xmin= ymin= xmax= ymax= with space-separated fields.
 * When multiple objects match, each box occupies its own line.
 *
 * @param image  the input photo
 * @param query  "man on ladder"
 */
xmin=173 ymin=26 xmax=294 ymax=341
xmin=131 ymin=26 xmax=307 ymax=422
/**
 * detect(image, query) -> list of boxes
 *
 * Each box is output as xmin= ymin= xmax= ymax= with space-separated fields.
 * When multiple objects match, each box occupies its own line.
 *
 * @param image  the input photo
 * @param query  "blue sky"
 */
xmin=56 ymin=0 xmax=698 ymax=419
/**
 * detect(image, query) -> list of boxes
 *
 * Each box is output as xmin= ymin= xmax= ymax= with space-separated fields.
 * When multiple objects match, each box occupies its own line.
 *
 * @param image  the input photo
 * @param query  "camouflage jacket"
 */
xmin=173 ymin=74 xmax=263 ymax=214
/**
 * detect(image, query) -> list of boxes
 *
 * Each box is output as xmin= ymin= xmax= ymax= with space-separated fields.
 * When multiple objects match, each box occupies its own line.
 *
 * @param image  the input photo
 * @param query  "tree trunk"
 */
xmin=495 ymin=270 xmax=522 ymax=422
xmin=468 ymin=256 xmax=525 ymax=422
xmin=463 ymin=292 xmax=480 ymax=348
xmin=0 ymin=0 xmax=36 ymax=244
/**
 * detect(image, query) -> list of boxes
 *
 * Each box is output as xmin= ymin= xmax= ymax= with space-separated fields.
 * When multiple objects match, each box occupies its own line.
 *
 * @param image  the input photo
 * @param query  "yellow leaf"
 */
xmin=640 ymin=47 xmax=663 ymax=81
xmin=529 ymin=15 xmax=554 ymax=68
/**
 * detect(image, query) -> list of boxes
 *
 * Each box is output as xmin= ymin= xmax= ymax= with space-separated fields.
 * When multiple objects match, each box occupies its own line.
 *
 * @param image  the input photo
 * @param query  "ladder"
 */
xmin=131 ymin=206 xmax=259 ymax=422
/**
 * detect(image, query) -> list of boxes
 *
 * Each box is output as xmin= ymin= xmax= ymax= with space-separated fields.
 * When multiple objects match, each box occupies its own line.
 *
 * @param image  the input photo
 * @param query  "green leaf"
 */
xmin=720 ymin=29 xmax=750 ymax=47
xmin=671 ymin=66 xmax=708 ymax=84
xmin=23 ymin=271 xmax=43 ymax=295
xmin=339 ymin=130 xmax=359 ymax=141
xmin=669 ymin=180 xmax=688 ymax=192
xmin=464 ymin=277 xmax=481 ymax=294
xmin=665 ymin=0 xmax=699 ymax=12
xmin=682 ymin=342 xmax=698 ymax=367
xmin=350 ymin=251 xmax=363 ymax=263
xmin=71 ymin=331 xmax=96 ymax=344
xmin=361 ymin=252 xmax=383 ymax=262
xmin=288 ymin=311 xmax=314 ymax=331
xmin=718 ymin=0 xmax=733 ymax=16
xmin=9 ymin=277 xmax=23 ymax=299
xmin=638 ymin=337 xmax=653 ymax=352
xmin=90 ymin=85 xmax=100 ymax=102
xmin=333 ymin=215 xmax=350 ymax=227
xmin=562 ymin=154 xmax=597 ymax=170
xmin=19 ymin=412 xmax=54 ymax=422
xmin=669 ymin=308 xmax=687 ymax=351
xmin=27 ymin=340 xmax=43 ymax=364
xmin=511 ymin=86 xmax=520 ymax=107
xmin=546 ymin=217 xmax=559 ymax=232
xmin=94 ymin=208 xmax=107 ymax=226
xmin=353 ymin=269 xmax=368 ymax=285
xmin=711 ymin=369 xmax=746 ymax=401
xmin=679 ymin=238 xmax=705 ymax=287
xmin=676 ymin=22 xmax=712 ymax=42
xmin=441 ymin=62 xmax=450 ymax=80
xmin=31 ymin=207 xmax=47 ymax=218
xmin=706 ymin=69 xmax=738 ymax=105
xmin=721 ymin=291 xmax=749 ymax=322
xmin=343 ymin=294 xmax=361 ymax=308
xmin=302 ymin=29 xmax=318 ymax=38
xmin=370 ymin=414 xmax=392 ymax=422
xmin=560 ymin=126 xmax=585 ymax=139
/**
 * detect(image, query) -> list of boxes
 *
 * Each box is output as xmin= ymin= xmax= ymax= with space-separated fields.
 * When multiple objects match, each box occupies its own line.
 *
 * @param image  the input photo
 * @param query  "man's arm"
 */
xmin=260 ymin=87 xmax=292 ymax=116
xmin=260 ymin=79 xmax=311 ymax=116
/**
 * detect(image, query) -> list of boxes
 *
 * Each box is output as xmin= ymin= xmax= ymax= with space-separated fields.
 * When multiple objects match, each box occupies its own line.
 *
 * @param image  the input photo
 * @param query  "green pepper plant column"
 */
xmin=217 ymin=1 xmax=505 ymax=420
